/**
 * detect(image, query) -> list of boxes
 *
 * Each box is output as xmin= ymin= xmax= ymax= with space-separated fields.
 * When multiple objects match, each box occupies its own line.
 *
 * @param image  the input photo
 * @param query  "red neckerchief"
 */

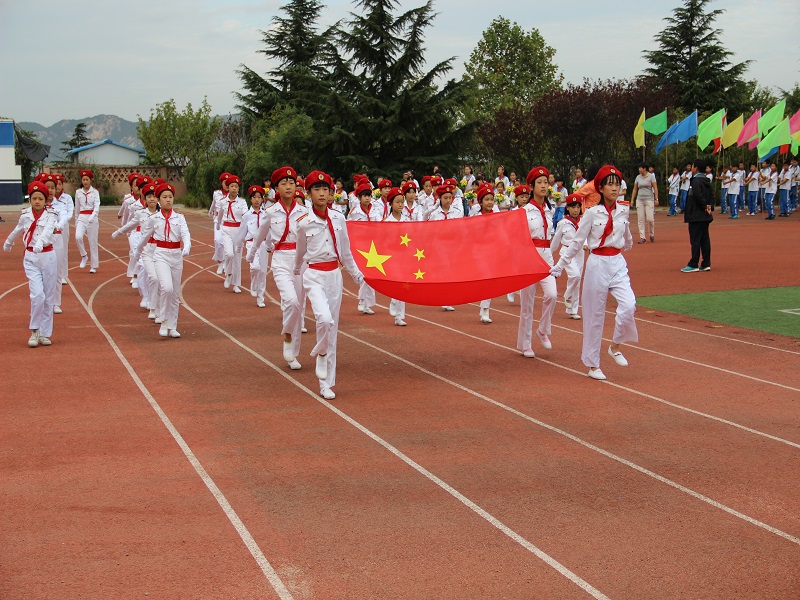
xmin=226 ymin=196 xmax=237 ymax=221
xmin=531 ymin=199 xmax=548 ymax=238
xmin=81 ymin=187 xmax=91 ymax=209
xmin=404 ymin=203 xmax=415 ymax=218
xmin=275 ymin=199 xmax=297 ymax=248
xmin=598 ymin=201 xmax=616 ymax=248
xmin=161 ymin=209 xmax=173 ymax=240
xmin=382 ymin=199 xmax=389 ymax=219
xmin=564 ymin=215 xmax=580 ymax=230
xmin=25 ymin=208 xmax=45 ymax=246
xmin=255 ymin=208 xmax=261 ymax=229
xmin=313 ymin=208 xmax=340 ymax=261
xmin=360 ymin=203 xmax=371 ymax=221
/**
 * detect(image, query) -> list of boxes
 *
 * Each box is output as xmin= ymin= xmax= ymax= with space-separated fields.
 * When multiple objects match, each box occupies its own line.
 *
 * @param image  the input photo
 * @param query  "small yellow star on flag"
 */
xmin=413 ymin=269 xmax=425 ymax=280
xmin=400 ymin=233 xmax=411 ymax=246
xmin=357 ymin=241 xmax=391 ymax=275
xmin=414 ymin=248 xmax=425 ymax=261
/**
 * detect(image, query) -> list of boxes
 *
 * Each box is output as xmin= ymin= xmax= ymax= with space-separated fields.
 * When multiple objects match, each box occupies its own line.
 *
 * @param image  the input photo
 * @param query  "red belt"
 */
xmin=136 ymin=226 xmax=141 ymax=232
xmin=54 ymin=230 xmax=62 ymax=234
xmin=79 ymin=210 xmax=94 ymax=215
xmin=148 ymin=237 xmax=156 ymax=244
xmin=155 ymin=240 xmax=181 ymax=249
xmin=274 ymin=242 xmax=297 ymax=251
xmin=26 ymin=245 xmax=54 ymax=253
xmin=309 ymin=260 xmax=339 ymax=271
xmin=223 ymin=221 xmax=241 ymax=227
xmin=533 ymin=239 xmax=550 ymax=248
xmin=592 ymin=247 xmax=621 ymax=256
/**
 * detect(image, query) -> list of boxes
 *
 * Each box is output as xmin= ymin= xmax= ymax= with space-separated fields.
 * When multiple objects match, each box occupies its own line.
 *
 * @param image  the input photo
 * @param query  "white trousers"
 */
xmin=303 ymin=267 xmax=342 ymax=389
xmin=75 ymin=214 xmax=99 ymax=269
xmin=59 ymin=222 xmax=70 ymax=280
xmin=246 ymin=240 xmax=268 ymax=303
xmin=390 ymin=298 xmax=405 ymax=320
xmin=213 ymin=224 xmax=225 ymax=263
xmin=153 ymin=248 xmax=183 ymax=331
xmin=581 ymin=253 xmax=638 ymax=368
xmin=271 ymin=250 xmax=305 ymax=358
xmin=24 ymin=250 xmax=57 ymax=337
xmin=141 ymin=244 xmax=161 ymax=317
xmin=517 ymin=248 xmax=557 ymax=351
xmin=221 ymin=225 xmax=242 ymax=287
xmin=52 ymin=231 xmax=64 ymax=307
xmin=358 ymin=281 xmax=376 ymax=308
xmin=564 ymin=253 xmax=584 ymax=315
xmin=127 ymin=228 xmax=140 ymax=277
xmin=636 ymin=199 xmax=655 ymax=240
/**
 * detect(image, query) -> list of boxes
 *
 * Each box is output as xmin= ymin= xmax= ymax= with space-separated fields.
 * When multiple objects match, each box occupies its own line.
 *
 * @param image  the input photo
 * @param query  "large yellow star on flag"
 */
xmin=400 ymin=233 xmax=411 ymax=247
xmin=413 ymin=269 xmax=425 ymax=280
xmin=414 ymin=248 xmax=425 ymax=261
xmin=357 ymin=241 xmax=391 ymax=275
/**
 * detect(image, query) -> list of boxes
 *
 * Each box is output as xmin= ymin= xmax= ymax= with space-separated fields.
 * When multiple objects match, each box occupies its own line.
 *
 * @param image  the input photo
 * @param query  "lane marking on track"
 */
xmin=341 ymin=288 xmax=800 ymax=451
xmin=67 ymin=267 xmax=294 ymax=600
xmin=180 ymin=268 xmax=610 ymax=600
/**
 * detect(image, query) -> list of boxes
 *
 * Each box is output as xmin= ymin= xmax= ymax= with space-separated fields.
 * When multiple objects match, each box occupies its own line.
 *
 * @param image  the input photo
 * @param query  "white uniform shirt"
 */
xmin=384 ymin=212 xmax=410 ymax=223
xmin=251 ymin=199 xmax=309 ymax=253
xmin=746 ymin=171 xmax=760 ymax=192
xmin=53 ymin=192 xmax=74 ymax=229
xmin=726 ymin=171 xmax=741 ymax=196
xmin=417 ymin=191 xmax=436 ymax=214
xmin=74 ymin=186 xmax=100 ymax=220
xmin=667 ymin=173 xmax=680 ymax=195
xmin=403 ymin=202 xmax=426 ymax=222
xmin=209 ymin=189 xmax=225 ymax=218
xmin=721 ymin=170 xmax=731 ymax=190
xmin=216 ymin=196 xmax=249 ymax=228
xmin=557 ymin=201 xmax=632 ymax=268
xmin=778 ymin=169 xmax=792 ymax=190
xmin=4 ymin=206 xmax=57 ymax=250
xmin=137 ymin=210 xmax=191 ymax=254
xmin=524 ymin=200 xmax=555 ymax=242
xmin=766 ymin=171 xmax=778 ymax=194
xmin=550 ymin=215 xmax=581 ymax=254
xmin=790 ymin=164 xmax=799 ymax=185
xmin=236 ymin=207 xmax=266 ymax=246
xmin=426 ymin=205 xmax=462 ymax=221
xmin=347 ymin=202 xmax=381 ymax=222
xmin=759 ymin=167 xmax=770 ymax=189
xmin=572 ymin=178 xmax=587 ymax=193
xmin=293 ymin=209 xmax=361 ymax=280
xmin=680 ymin=171 xmax=692 ymax=191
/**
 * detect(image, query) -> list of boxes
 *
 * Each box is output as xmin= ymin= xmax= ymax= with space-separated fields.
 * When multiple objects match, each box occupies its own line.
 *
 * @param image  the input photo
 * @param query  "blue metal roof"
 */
xmin=66 ymin=138 xmax=145 ymax=154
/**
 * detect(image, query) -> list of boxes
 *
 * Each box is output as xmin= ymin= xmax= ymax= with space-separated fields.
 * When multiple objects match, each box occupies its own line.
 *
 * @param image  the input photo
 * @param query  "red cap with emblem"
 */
xmin=444 ymin=177 xmax=458 ymax=187
xmin=128 ymin=172 xmax=141 ymax=185
xmin=34 ymin=173 xmax=47 ymax=182
xmin=248 ymin=185 xmax=265 ymax=198
xmin=306 ymin=170 xmax=333 ymax=189
xmin=431 ymin=175 xmax=443 ymax=186
xmin=141 ymin=182 xmax=158 ymax=196
xmin=153 ymin=178 xmax=167 ymax=186
xmin=271 ymin=166 xmax=297 ymax=186
xmin=386 ymin=187 xmax=403 ymax=202
xmin=219 ymin=172 xmax=231 ymax=182
xmin=80 ymin=169 xmax=94 ymax=179
xmin=593 ymin=165 xmax=623 ymax=191
xmin=296 ymin=177 xmax=305 ymax=189
xmin=135 ymin=175 xmax=153 ymax=189
xmin=401 ymin=181 xmax=417 ymax=194
xmin=514 ymin=184 xmax=531 ymax=196
xmin=526 ymin=166 xmax=549 ymax=185
xmin=28 ymin=181 xmax=48 ymax=198
xmin=436 ymin=184 xmax=455 ymax=197
xmin=226 ymin=175 xmax=241 ymax=186
xmin=293 ymin=189 xmax=306 ymax=202
xmin=565 ymin=193 xmax=582 ymax=206
xmin=476 ymin=182 xmax=495 ymax=201
xmin=52 ymin=173 xmax=64 ymax=183
xmin=355 ymin=182 xmax=373 ymax=197
xmin=421 ymin=175 xmax=432 ymax=185
xmin=377 ymin=178 xmax=392 ymax=189
xmin=155 ymin=182 xmax=176 ymax=198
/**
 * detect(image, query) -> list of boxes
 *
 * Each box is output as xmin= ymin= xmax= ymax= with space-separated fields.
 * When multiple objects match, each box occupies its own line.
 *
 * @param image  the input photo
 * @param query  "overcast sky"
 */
xmin=1 ymin=0 xmax=797 ymax=125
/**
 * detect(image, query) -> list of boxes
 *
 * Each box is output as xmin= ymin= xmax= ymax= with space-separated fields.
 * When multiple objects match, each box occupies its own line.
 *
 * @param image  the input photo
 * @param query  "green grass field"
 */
xmin=637 ymin=287 xmax=800 ymax=339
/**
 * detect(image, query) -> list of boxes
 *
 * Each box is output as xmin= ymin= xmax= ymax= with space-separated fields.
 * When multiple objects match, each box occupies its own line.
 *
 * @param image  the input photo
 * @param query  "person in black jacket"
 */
xmin=682 ymin=158 xmax=713 ymax=272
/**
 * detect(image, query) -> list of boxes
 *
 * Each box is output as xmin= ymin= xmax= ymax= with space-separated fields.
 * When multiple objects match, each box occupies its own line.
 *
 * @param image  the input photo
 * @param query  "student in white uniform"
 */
xmin=237 ymin=185 xmax=268 ymax=308
xmin=40 ymin=175 xmax=68 ymax=315
xmin=426 ymin=183 xmax=462 ymax=312
xmin=778 ymin=162 xmax=792 ymax=217
xmin=382 ymin=188 xmax=410 ymax=326
xmin=763 ymin=163 xmax=778 ymax=220
xmin=134 ymin=183 xmax=191 ymax=338
xmin=3 ymin=181 xmax=58 ymax=347
xmin=550 ymin=165 xmax=637 ymax=380
xmin=215 ymin=175 xmax=248 ymax=293
xmin=417 ymin=176 xmax=436 ymax=217
xmin=679 ymin=164 xmax=692 ymax=213
xmin=74 ymin=169 xmax=100 ymax=272
xmin=209 ymin=172 xmax=231 ymax=273
xmin=117 ymin=172 xmax=139 ymax=225
xmin=294 ymin=170 xmax=364 ymax=400
xmin=247 ymin=166 xmax=308 ymax=369
xmin=402 ymin=181 xmax=425 ymax=221
xmin=120 ymin=174 xmax=144 ymax=286
xmin=724 ymin=164 xmax=741 ymax=219
xmin=666 ymin=166 xmax=680 ymax=216
xmin=347 ymin=182 xmax=382 ymax=315
xmin=52 ymin=174 xmax=73 ymax=285
xmin=473 ymin=183 xmax=500 ymax=323
xmin=517 ymin=167 xmax=557 ymax=357
xmin=744 ymin=164 xmax=760 ymax=216
xmin=506 ymin=183 xmax=531 ymax=303
xmin=718 ymin=165 xmax=731 ymax=213
xmin=550 ymin=193 xmax=584 ymax=320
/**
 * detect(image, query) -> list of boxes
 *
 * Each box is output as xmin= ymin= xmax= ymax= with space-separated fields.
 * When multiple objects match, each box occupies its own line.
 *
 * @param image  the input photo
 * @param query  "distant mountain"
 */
xmin=17 ymin=115 xmax=142 ymax=162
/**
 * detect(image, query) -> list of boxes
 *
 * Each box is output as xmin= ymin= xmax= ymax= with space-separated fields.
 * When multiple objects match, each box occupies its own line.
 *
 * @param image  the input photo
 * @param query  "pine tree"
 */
xmin=643 ymin=0 xmax=749 ymax=113
xmin=60 ymin=122 xmax=92 ymax=159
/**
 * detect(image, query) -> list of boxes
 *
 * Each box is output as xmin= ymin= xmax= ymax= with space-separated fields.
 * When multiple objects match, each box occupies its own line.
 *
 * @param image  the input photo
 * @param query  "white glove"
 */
xmin=215 ymin=223 xmax=220 ymax=231
xmin=132 ymin=251 xmax=140 ymax=262
xmin=3 ymin=242 xmax=12 ymax=252
xmin=624 ymin=241 xmax=633 ymax=252
xmin=549 ymin=265 xmax=563 ymax=278
xmin=181 ymin=247 xmax=190 ymax=257
xmin=88 ymin=218 xmax=95 ymax=225
xmin=111 ymin=230 xmax=119 ymax=239
xmin=352 ymin=271 xmax=364 ymax=285
xmin=32 ymin=243 xmax=43 ymax=254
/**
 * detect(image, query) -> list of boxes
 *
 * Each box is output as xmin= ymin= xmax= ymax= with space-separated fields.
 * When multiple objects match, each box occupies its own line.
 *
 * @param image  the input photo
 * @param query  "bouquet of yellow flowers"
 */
xmin=552 ymin=191 xmax=562 ymax=202
xmin=494 ymin=192 xmax=506 ymax=204
xmin=372 ymin=188 xmax=382 ymax=199
xmin=460 ymin=177 xmax=468 ymax=189
xmin=548 ymin=185 xmax=554 ymax=195
xmin=334 ymin=192 xmax=343 ymax=203
xmin=464 ymin=191 xmax=477 ymax=203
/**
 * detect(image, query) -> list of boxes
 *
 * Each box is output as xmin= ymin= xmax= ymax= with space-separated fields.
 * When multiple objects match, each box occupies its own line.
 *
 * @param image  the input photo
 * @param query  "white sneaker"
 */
xmin=588 ymin=368 xmax=607 ymax=380
xmin=608 ymin=346 xmax=629 ymax=366
xmin=224 ymin=275 xmax=231 ymax=289
xmin=53 ymin=306 xmax=62 ymax=314
xmin=132 ymin=280 xmax=138 ymax=289
xmin=89 ymin=268 xmax=96 ymax=274
xmin=61 ymin=277 xmax=67 ymax=284
xmin=506 ymin=293 xmax=515 ymax=303
xmin=288 ymin=359 xmax=301 ymax=370
xmin=315 ymin=354 xmax=328 ymax=380
xmin=570 ymin=314 xmax=582 ymax=320
xmin=358 ymin=301 xmax=365 ymax=312
xmin=159 ymin=325 xmax=169 ymax=337
xmin=154 ymin=317 xmax=164 ymax=324
xmin=148 ymin=310 xmax=157 ymax=320
xmin=283 ymin=342 xmax=295 ymax=363
xmin=79 ymin=255 xmax=88 ymax=268
xmin=169 ymin=330 xmax=181 ymax=338
xmin=536 ymin=330 xmax=552 ymax=350
xmin=38 ymin=336 xmax=52 ymax=346
xmin=320 ymin=387 xmax=336 ymax=400
xmin=216 ymin=264 xmax=224 ymax=275
xmin=363 ymin=307 xmax=374 ymax=315
xmin=257 ymin=300 xmax=266 ymax=308
xmin=479 ymin=308 xmax=492 ymax=323
xmin=233 ymin=286 xmax=241 ymax=294
xmin=28 ymin=330 xmax=39 ymax=348
xmin=395 ymin=318 xmax=407 ymax=326
xmin=130 ymin=277 xmax=135 ymax=284
xmin=301 ymin=327 xmax=308 ymax=334
xmin=250 ymin=289 xmax=257 ymax=297
xmin=564 ymin=296 xmax=573 ymax=309
xmin=442 ymin=306 xmax=455 ymax=311
xmin=139 ymin=299 xmax=148 ymax=309
xmin=522 ymin=349 xmax=535 ymax=358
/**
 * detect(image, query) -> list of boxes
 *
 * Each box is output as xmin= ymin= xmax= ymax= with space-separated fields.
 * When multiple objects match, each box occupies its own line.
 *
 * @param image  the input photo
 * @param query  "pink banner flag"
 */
xmin=790 ymin=109 xmax=800 ymax=134
xmin=737 ymin=110 xmax=761 ymax=146
xmin=748 ymin=137 xmax=760 ymax=150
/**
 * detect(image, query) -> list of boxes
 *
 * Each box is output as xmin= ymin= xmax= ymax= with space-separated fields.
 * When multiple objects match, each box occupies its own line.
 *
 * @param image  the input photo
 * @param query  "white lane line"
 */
xmin=67 ymin=270 xmax=294 ymax=600
xmin=342 ymin=288 xmax=800 ymax=451
xmin=180 ymin=269 xmax=610 ymax=600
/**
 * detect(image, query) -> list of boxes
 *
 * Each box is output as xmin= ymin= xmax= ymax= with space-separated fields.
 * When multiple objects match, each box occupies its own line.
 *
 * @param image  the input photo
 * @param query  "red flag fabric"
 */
xmin=779 ymin=144 xmax=790 ymax=155
xmin=712 ymin=138 xmax=722 ymax=154
xmin=346 ymin=210 xmax=551 ymax=306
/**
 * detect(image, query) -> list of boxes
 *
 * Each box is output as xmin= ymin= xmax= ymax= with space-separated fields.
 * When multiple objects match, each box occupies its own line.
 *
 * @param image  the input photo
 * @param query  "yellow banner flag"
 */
xmin=722 ymin=114 xmax=743 ymax=148
xmin=634 ymin=109 xmax=645 ymax=148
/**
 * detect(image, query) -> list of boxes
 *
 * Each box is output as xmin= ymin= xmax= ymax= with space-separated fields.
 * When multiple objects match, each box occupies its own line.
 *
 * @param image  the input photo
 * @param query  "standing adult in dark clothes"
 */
xmin=682 ymin=158 xmax=713 ymax=273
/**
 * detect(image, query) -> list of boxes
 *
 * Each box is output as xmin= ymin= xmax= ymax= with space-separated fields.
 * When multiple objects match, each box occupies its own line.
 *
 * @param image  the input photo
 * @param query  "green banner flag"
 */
xmin=759 ymin=99 xmax=786 ymax=136
xmin=757 ymin=117 xmax=790 ymax=160
xmin=697 ymin=109 xmax=726 ymax=149
xmin=643 ymin=110 xmax=668 ymax=135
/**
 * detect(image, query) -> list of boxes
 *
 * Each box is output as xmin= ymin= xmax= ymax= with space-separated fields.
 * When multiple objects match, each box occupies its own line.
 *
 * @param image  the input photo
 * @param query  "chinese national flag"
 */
xmin=346 ymin=210 xmax=551 ymax=306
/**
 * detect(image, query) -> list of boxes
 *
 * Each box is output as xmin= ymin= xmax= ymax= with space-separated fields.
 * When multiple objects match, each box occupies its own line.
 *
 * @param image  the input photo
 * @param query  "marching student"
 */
xmin=74 ymin=169 xmax=100 ymax=272
xmin=550 ymin=194 xmax=584 ymax=320
xmin=210 ymin=172 xmax=231 ymax=273
xmin=679 ymin=163 xmax=692 ymax=213
xmin=122 ymin=175 xmax=149 ymax=288
xmin=383 ymin=187 xmax=409 ymax=326
xmin=136 ymin=182 xmax=161 ymax=320
xmin=517 ymin=167 xmax=557 ymax=357
xmin=215 ymin=174 xmax=248 ymax=293
xmin=41 ymin=175 xmax=68 ymax=314
xmin=744 ymin=164 xmax=760 ymax=216
xmin=134 ymin=183 xmax=191 ymax=338
xmin=778 ymin=162 xmax=792 ymax=217
xmin=247 ymin=166 xmax=307 ymax=369
xmin=724 ymin=164 xmax=741 ymax=219
xmin=550 ymin=165 xmax=637 ymax=381
xmin=294 ymin=170 xmax=364 ymax=400
xmin=667 ymin=166 xmax=680 ymax=216
xmin=3 ymin=181 xmax=58 ymax=347
xmin=506 ymin=183 xmax=531 ymax=303
xmin=117 ymin=172 xmax=139 ymax=224
xmin=237 ymin=185 xmax=268 ymax=308
xmin=764 ymin=163 xmax=778 ymax=220
xmin=52 ymin=174 xmax=73 ymax=285
xmin=473 ymin=183 xmax=500 ymax=323
xmin=347 ymin=181 xmax=381 ymax=315
xmin=402 ymin=181 xmax=425 ymax=221
xmin=427 ymin=183 xmax=461 ymax=312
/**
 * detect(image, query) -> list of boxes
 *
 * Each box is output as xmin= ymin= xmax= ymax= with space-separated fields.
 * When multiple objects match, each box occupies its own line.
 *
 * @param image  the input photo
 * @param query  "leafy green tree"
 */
xmin=137 ymin=98 xmax=218 ymax=178
xmin=780 ymin=82 xmax=800 ymax=114
xmin=464 ymin=17 xmax=562 ymax=119
xmin=643 ymin=0 xmax=749 ymax=113
xmin=59 ymin=122 xmax=92 ymax=161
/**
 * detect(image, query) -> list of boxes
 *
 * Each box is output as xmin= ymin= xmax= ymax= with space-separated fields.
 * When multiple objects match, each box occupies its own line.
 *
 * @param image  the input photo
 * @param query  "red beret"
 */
xmin=436 ymin=184 xmax=455 ymax=197
xmin=401 ymin=181 xmax=417 ymax=194
xmin=306 ymin=170 xmax=333 ymax=189
xmin=153 ymin=178 xmax=167 ymax=185
xmin=271 ymin=166 xmax=297 ymax=186
xmin=355 ymin=182 xmax=373 ymax=197
xmin=52 ymin=173 xmax=64 ymax=183
xmin=431 ymin=176 xmax=443 ymax=186
xmin=296 ymin=177 xmax=305 ymax=189
xmin=386 ymin=187 xmax=403 ymax=202
xmin=141 ymin=182 xmax=158 ymax=196
xmin=34 ymin=173 xmax=46 ymax=182
xmin=421 ymin=175 xmax=432 ymax=185
xmin=514 ymin=184 xmax=531 ymax=196
xmin=135 ymin=175 xmax=152 ymax=189
xmin=526 ymin=166 xmax=549 ymax=185
xmin=377 ymin=178 xmax=392 ymax=189
xmin=476 ymin=183 xmax=495 ymax=201
xmin=219 ymin=172 xmax=232 ymax=182
xmin=444 ymin=178 xmax=458 ymax=187
xmin=248 ymin=185 xmax=265 ymax=198
xmin=565 ymin=193 xmax=582 ymax=206
xmin=226 ymin=175 xmax=241 ymax=186
xmin=293 ymin=189 xmax=307 ymax=202
xmin=80 ymin=169 xmax=94 ymax=179
xmin=41 ymin=173 xmax=56 ymax=185
xmin=155 ymin=182 xmax=176 ymax=198
xmin=594 ymin=165 xmax=623 ymax=191
xmin=128 ymin=172 xmax=141 ymax=185
xmin=28 ymin=181 xmax=48 ymax=198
